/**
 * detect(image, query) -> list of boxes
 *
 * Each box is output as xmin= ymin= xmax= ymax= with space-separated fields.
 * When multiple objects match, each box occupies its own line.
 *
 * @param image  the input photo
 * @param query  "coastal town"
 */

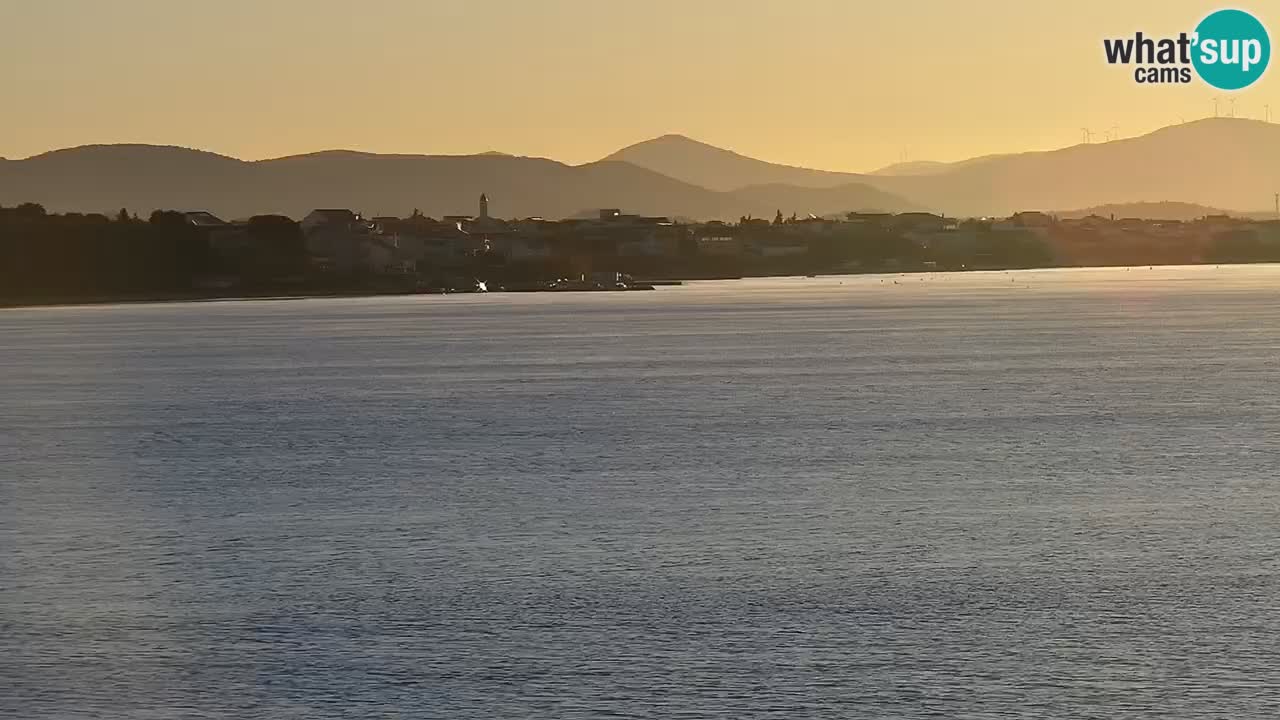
xmin=3 ymin=194 xmax=1280 ymax=303
xmin=176 ymin=194 xmax=1280 ymax=285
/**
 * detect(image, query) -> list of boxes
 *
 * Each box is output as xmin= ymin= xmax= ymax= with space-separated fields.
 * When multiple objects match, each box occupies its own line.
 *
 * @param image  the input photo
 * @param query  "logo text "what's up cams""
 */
xmin=1102 ymin=9 xmax=1270 ymax=90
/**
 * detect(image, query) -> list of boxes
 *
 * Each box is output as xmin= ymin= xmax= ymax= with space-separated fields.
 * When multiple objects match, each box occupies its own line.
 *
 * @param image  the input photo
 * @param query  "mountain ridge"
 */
xmin=604 ymin=134 xmax=870 ymax=191
xmin=0 ymin=145 xmax=914 ymax=220
xmin=606 ymin=119 xmax=1280 ymax=216
xmin=4 ymin=118 xmax=1278 ymax=220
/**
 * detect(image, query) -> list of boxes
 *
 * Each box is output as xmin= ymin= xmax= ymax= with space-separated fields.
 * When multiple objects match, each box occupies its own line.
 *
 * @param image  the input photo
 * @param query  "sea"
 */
xmin=4 ymin=265 xmax=1280 ymax=719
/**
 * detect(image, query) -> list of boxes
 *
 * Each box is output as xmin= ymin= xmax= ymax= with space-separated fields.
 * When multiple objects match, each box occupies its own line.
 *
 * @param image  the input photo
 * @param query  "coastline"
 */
xmin=5 ymin=261 xmax=1273 ymax=310
xmin=0 ymin=288 xmax=409 ymax=310
xmin=0 ymin=279 xmax=670 ymax=310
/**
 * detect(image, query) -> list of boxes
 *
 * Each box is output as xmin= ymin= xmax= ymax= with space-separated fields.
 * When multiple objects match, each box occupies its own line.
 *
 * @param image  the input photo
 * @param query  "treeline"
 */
xmin=565 ymin=226 xmax=1055 ymax=279
xmin=756 ymin=225 xmax=1054 ymax=274
xmin=1203 ymin=229 xmax=1280 ymax=263
xmin=0 ymin=204 xmax=305 ymax=301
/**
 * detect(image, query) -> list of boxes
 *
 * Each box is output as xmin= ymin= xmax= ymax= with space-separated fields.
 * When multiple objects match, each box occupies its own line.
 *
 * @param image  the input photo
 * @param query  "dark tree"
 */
xmin=15 ymin=202 xmax=46 ymax=218
xmin=245 ymin=215 xmax=306 ymax=280
xmin=149 ymin=209 xmax=186 ymax=226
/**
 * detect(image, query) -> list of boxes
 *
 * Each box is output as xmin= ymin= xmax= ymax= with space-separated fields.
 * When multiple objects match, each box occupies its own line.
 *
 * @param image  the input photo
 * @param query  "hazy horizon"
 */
xmin=4 ymin=0 xmax=1277 ymax=172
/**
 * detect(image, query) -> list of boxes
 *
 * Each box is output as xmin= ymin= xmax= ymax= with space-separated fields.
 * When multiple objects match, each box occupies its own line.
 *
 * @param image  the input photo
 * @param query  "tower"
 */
xmin=479 ymin=193 xmax=490 ymax=220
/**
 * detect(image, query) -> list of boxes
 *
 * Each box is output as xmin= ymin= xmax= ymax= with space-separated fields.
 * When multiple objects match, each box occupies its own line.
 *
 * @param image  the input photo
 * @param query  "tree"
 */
xmin=246 ymin=215 xmax=306 ymax=280
xmin=116 ymin=208 xmax=131 ymax=223
xmin=15 ymin=202 xmax=46 ymax=218
xmin=149 ymin=209 xmax=186 ymax=226
xmin=142 ymin=209 xmax=209 ymax=288
xmin=1206 ymin=229 xmax=1280 ymax=263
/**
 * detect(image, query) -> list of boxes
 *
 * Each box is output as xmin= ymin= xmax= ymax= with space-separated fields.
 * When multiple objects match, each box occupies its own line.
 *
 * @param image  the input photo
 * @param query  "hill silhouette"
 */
xmin=871 ymin=119 xmax=1280 ymax=216
xmin=603 ymin=134 xmax=869 ymax=191
xmin=869 ymin=160 xmax=954 ymax=177
xmin=1055 ymin=201 xmax=1274 ymax=222
xmin=605 ymin=119 xmax=1280 ymax=216
xmin=0 ymin=144 xmax=913 ymax=220
xmin=5 ymin=119 xmax=1277 ymax=220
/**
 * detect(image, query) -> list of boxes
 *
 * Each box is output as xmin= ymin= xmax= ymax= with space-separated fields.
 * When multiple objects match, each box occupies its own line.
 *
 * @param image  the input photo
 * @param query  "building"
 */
xmin=182 ymin=211 xmax=250 ymax=257
xmin=301 ymin=209 xmax=358 ymax=235
xmin=892 ymin=212 xmax=953 ymax=234
xmin=846 ymin=211 xmax=894 ymax=229
xmin=489 ymin=235 xmax=551 ymax=260
xmin=465 ymin=192 xmax=508 ymax=236
xmin=696 ymin=230 xmax=744 ymax=257
xmin=374 ymin=215 xmax=478 ymax=269
xmin=182 ymin=211 xmax=227 ymax=228
xmin=750 ymin=237 xmax=810 ymax=257
xmin=1011 ymin=211 xmax=1053 ymax=228
xmin=301 ymin=208 xmax=394 ymax=274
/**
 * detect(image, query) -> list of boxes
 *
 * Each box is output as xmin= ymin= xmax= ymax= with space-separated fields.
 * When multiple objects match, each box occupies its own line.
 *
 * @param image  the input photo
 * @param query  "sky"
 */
xmin=2 ymin=0 xmax=1277 ymax=171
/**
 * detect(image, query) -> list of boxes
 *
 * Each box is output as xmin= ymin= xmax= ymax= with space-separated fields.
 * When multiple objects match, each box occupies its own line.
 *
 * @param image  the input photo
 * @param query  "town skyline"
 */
xmin=5 ymin=192 xmax=1278 ymax=308
xmin=4 ymin=0 xmax=1277 ymax=171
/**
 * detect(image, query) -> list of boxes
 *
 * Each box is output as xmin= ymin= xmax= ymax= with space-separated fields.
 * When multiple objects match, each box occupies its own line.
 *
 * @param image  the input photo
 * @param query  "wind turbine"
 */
xmin=1265 ymin=104 xmax=1273 ymax=123
xmin=1213 ymin=96 xmax=1220 ymax=117
xmin=1229 ymin=98 xmax=1237 ymax=118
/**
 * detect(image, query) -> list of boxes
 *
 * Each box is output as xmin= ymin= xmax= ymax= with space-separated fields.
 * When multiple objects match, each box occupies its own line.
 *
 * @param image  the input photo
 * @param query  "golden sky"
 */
xmin=2 ymin=0 xmax=1275 ymax=171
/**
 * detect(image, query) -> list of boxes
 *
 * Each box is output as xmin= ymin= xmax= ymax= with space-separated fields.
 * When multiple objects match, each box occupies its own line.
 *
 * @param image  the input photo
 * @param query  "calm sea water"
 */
xmin=5 ymin=266 xmax=1280 ymax=719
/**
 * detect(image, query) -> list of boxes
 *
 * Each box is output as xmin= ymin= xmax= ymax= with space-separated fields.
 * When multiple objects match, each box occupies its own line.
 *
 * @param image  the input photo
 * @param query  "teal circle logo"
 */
xmin=1192 ymin=9 xmax=1270 ymax=90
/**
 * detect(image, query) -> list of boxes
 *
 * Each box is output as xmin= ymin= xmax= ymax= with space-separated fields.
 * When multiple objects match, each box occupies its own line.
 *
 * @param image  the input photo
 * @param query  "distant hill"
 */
xmin=0 ymin=144 xmax=915 ymax=220
xmin=1055 ymin=201 xmax=1277 ymax=222
xmin=869 ymin=119 xmax=1280 ymax=216
xmin=606 ymin=119 xmax=1280 ymax=217
xmin=724 ymin=182 xmax=908 ymax=216
xmin=1056 ymin=202 xmax=1229 ymax=221
xmin=7 ymin=118 xmax=1278 ymax=221
xmin=604 ymin=134 xmax=870 ymax=191
xmin=869 ymin=160 xmax=954 ymax=177
xmin=869 ymin=154 xmax=1013 ymax=177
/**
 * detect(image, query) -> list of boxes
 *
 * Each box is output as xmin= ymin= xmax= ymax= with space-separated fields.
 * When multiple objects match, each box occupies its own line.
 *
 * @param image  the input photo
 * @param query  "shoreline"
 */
xmin=0 ymin=288 xmax=413 ymax=310
xmin=2 ymin=261 xmax=1275 ymax=310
